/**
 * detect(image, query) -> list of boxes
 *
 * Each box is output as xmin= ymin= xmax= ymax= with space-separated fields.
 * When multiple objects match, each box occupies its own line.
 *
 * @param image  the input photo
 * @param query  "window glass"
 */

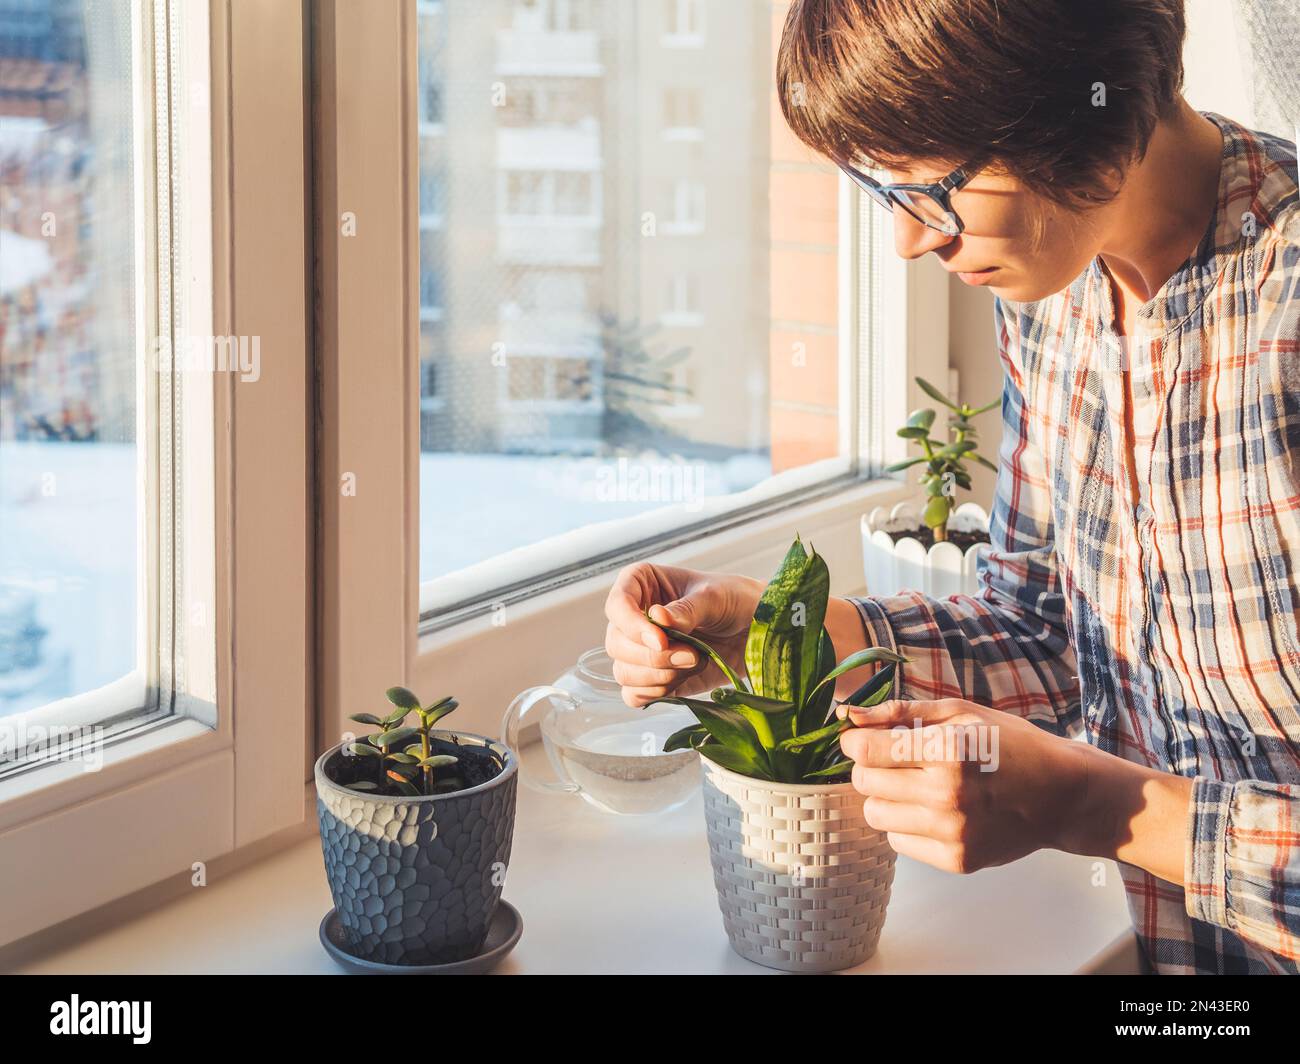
xmin=0 ymin=0 xmax=139 ymax=719
xmin=418 ymin=1 xmax=845 ymax=603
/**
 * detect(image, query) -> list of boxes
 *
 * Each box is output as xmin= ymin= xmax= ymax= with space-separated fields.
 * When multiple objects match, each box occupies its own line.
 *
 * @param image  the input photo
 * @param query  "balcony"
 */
xmin=497 ymin=308 xmax=601 ymax=358
xmin=497 ymin=123 xmax=601 ymax=171
xmin=497 ymin=218 xmax=601 ymax=266
xmin=495 ymin=29 xmax=601 ymax=77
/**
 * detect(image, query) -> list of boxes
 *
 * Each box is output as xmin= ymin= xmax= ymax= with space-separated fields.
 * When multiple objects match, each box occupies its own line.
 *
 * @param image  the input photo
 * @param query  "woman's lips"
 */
xmin=956 ymin=267 xmax=998 ymax=285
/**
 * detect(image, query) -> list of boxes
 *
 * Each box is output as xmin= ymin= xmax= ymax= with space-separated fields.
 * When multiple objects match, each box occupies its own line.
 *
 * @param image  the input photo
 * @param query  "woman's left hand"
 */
xmin=838 ymin=697 xmax=1093 ymax=873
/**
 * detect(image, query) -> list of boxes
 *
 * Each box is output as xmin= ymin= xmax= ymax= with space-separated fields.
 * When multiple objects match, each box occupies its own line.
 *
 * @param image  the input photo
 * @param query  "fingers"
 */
xmin=860 ymin=796 xmax=960 ymax=840
xmin=605 ymin=624 xmax=697 ymax=671
xmin=881 ymin=831 xmax=970 ymax=874
xmin=605 ymin=563 xmax=722 ymax=707
xmin=605 ymin=624 xmax=699 ymax=701
xmin=850 ymin=763 xmax=928 ymax=803
xmin=842 ymin=699 xmax=927 ymax=728
xmin=839 ymin=723 xmax=930 ymax=768
xmin=842 ymin=697 xmax=970 ymax=729
xmin=604 ymin=564 xmax=669 ymax=652
xmin=648 ymin=596 xmax=699 ymax=636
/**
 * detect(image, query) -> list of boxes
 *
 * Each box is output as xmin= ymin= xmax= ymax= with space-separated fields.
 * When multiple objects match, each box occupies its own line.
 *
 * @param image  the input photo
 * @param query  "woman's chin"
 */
xmin=989 ymin=275 xmax=1066 ymax=303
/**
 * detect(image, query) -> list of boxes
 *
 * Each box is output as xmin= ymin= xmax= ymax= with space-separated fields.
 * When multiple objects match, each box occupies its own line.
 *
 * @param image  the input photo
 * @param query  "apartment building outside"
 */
xmin=417 ymin=0 xmax=838 ymax=472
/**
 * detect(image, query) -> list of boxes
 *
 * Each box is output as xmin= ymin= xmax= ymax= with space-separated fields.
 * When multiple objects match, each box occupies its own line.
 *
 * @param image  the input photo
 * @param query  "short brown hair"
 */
xmin=777 ymin=0 xmax=1186 ymax=208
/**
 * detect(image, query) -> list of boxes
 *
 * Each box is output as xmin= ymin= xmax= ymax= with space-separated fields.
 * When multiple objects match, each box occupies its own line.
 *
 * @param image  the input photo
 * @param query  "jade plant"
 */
xmin=649 ymin=537 xmax=909 ymax=783
xmin=885 ymin=376 xmax=999 ymax=541
xmin=345 ymin=687 xmax=462 ymax=796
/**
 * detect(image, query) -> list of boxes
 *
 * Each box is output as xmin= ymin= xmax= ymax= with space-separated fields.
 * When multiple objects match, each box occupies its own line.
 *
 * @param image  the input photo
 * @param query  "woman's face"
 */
xmin=879 ymin=159 xmax=1110 ymax=303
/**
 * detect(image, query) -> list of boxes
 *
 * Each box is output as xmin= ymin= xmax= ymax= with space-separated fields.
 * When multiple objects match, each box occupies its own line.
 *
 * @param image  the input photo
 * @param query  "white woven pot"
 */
xmin=701 ymin=758 xmax=896 ymax=973
xmin=862 ymin=500 xmax=991 ymax=599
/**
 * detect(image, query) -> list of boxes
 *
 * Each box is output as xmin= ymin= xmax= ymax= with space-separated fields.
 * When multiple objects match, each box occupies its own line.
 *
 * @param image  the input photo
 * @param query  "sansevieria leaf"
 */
xmin=663 ymin=723 xmax=708 ymax=752
xmin=743 ymin=538 xmax=828 ymax=710
xmin=645 ymin=612 xmax=746 ymax=691
xmin=793 ymin=551 xmax=830 ymax=713
xmin=659 ymin=696 xmax=771 ymax=775
xmin=841 ymin=661 xmax=902 ymax=708
xmin=797 ymin=628 xmax=838 ymax=735
xmin=779 ymin=718 xmax=848 ymax=755
xmin=697 ymin=742 xmax=772 ymax=780
xmin=650 ymin=535 xmax=914 ymax=786
xmin=743 ymin=537 xmax=808 ymax=698
xmin=708 ymin=687 xmax=794 ymax=750
xmin=709 ymin=688 xmax=794 ymax=715
xmin=805 ymin=646 xmax=909 ymax=706
xmin=803 ymin=758 xmax=855 ymax=781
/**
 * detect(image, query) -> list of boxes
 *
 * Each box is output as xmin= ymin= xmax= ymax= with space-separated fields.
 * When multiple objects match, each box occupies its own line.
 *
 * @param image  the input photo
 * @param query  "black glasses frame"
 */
xmin=837 ymin=158 xmax=979 ymax=236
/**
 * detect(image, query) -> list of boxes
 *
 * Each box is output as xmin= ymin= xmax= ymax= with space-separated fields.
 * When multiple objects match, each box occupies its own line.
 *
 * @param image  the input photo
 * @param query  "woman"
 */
xmin=603 ymin=0 xmax=1300 ymax=975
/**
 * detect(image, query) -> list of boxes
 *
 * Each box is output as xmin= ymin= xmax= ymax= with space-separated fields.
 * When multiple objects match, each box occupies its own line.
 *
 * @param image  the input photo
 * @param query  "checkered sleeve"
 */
xmin=848 ymin=297 xmax=1081 ymax=736
xmin=1185 ymin=777 xmax=1300 ymax=963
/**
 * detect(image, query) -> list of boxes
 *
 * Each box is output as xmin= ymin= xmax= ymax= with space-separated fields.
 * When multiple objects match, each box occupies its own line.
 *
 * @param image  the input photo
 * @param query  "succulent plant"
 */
xmin=346 ymin=688 xmax=462 ymax=796
xmin=648 ymin=537 xmax=909 ymax=784
xmin=885 ymin=376 xmax=999 ymax=541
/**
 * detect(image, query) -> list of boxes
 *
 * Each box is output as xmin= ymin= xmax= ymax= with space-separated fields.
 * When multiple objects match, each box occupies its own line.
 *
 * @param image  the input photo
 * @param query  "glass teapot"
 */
xmin=502 ymin=647 xmax=700 ymax=815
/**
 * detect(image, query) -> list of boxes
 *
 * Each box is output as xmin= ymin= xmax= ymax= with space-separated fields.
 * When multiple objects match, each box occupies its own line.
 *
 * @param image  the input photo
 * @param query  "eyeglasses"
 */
xmin=837 ymin=158 xmax=978 ymax=237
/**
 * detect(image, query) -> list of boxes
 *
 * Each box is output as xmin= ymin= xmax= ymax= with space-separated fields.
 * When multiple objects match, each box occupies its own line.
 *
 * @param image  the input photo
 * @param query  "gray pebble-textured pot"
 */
xmin=314 ymin=731 xmax=517 ymax=966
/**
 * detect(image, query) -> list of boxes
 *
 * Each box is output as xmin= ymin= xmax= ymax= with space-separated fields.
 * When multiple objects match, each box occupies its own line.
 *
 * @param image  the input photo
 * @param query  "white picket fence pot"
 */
xmin=701 ymin=758 xmax=897 ymax=973
xmin=862 ymin=500 xmax=991 ymax=599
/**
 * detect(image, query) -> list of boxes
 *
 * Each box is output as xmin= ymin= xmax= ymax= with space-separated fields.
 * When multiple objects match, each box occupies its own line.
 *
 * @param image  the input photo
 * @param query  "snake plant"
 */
xmin=346 ymin=688 xmax=462 ymax=796
xmin=649 ymin=537 xmax=908 ymax=783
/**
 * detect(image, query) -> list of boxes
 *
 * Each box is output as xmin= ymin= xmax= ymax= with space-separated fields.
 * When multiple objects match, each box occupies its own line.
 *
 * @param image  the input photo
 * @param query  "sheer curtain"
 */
xmin=1232 ymin=0 xmax=1300 ymax=146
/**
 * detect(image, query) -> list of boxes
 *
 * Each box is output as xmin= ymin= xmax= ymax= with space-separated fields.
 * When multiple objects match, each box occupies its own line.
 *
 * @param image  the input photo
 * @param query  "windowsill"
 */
xmin=10 ymin=752 xmax=1140 ymax=974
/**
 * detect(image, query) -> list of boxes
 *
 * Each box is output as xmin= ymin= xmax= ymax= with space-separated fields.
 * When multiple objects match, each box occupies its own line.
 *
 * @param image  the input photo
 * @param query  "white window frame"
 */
xmin=0 ymin=1 xmax=311 ymax=950
xmin=316 ymin=3 xmax=952 ymax=750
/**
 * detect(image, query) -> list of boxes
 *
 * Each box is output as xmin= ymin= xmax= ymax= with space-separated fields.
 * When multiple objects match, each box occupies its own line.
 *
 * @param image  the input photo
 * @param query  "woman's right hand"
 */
xmin=603 ymin=562 xmax=762 ymax=707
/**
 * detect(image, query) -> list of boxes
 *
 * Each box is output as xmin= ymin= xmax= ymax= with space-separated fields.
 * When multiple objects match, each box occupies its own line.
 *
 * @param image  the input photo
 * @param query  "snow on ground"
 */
xmin=0 ymin=441 xmax=136 ymax=715
xmin=1 ymin=442 xmax=769 ymax=715
xmin=418 ymin=450 xmax=769 ymax=579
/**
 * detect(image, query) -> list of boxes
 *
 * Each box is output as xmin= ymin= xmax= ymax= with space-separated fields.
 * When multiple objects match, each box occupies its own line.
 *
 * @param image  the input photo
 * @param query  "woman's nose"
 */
xmin=892 ymin=210 xmax=957 ymax=261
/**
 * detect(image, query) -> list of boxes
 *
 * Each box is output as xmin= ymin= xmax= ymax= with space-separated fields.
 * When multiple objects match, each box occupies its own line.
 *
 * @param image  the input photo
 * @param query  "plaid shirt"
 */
xmin=851 ymin=112 xmax=1300 ymax=974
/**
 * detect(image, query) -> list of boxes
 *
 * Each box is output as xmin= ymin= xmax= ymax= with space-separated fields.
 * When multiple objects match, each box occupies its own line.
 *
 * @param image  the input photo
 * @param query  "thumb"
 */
xmin=843 ymin=698 xmax=939 ymax=729
xmin=649 ymin=597 xmax=701 ymax=635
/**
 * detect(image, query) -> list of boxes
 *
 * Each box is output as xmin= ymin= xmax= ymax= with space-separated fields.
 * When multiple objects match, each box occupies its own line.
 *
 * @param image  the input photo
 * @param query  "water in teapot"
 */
xmin=507 ymin=647 xmax=702 ymax=815
xmin=541 ymin=703 xmax=699 ymax=815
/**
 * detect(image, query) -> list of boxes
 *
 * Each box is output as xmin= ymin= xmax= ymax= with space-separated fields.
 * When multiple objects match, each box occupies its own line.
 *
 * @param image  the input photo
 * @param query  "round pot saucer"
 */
xmin=319 ymin=900 xmax=522 ymax=974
